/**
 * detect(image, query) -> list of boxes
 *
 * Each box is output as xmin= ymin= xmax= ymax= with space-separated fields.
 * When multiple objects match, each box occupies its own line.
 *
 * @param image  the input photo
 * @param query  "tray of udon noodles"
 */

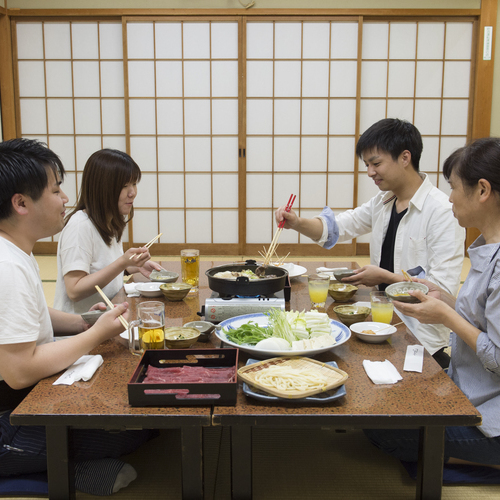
xmin=237 ymin=356 xmax=348 ymax=399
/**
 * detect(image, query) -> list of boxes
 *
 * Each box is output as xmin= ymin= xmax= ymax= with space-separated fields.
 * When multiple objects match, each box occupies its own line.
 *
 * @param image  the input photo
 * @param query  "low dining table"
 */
xmin=10 ymin=260 xmax=481 ymax=500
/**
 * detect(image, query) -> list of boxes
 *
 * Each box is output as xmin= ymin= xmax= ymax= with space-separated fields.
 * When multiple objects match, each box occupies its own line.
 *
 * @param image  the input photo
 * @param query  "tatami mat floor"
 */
xmin=9 ymin=255 xmax=495 ymax=500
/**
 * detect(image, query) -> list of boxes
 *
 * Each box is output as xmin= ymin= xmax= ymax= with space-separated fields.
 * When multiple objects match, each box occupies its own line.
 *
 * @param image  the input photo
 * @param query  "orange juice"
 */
xmin=371 ymin=302 xmax=394 ymax=323
xmin=308 ymin=275 xmax=330 ymax=308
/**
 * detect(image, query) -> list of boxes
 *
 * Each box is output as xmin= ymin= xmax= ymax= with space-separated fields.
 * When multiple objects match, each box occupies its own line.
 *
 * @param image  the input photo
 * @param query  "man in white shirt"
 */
xmin=275 ymin=118 xmax=465 ymax=367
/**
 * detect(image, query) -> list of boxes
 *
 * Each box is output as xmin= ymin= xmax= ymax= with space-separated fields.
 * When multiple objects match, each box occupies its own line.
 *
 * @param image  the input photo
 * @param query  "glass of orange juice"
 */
xmin=370 ymin=291 xmax=394 ymax=323
xmin=308 ymin=274 xmax=330 ymax=309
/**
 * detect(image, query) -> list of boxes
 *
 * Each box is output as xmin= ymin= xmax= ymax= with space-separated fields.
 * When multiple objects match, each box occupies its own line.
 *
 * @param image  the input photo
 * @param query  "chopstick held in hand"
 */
xmin=94 ymin=285 xmax=129 ymax=329
xmin=130 ymin=233 xmax=162 ymax=260
xmin=264 ymin=194 xmax=296 ymax=265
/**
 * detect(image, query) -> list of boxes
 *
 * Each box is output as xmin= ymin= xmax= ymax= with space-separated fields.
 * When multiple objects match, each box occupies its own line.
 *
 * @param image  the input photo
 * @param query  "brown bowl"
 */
xmin=160 ymin=282 xmax=192 ymax=301
xmin=333 ymin=305 xmax=370 ymax=326
xmin=163 ymin=327 xmax=200 ymax=349
xmin=328 ymin=283 xmax=358 ymax=302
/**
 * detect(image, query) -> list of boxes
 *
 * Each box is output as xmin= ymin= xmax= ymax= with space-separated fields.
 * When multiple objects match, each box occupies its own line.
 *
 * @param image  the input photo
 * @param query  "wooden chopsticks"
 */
xmin=94 ymin=285 xmax=129 ymax=329
xmin=401 ymin=269 xmax=412 ymax=282
xmin=130 ymin=233 xmax=162 ymax=260
xmin=263 ymin=194 xmax=296 ymax=266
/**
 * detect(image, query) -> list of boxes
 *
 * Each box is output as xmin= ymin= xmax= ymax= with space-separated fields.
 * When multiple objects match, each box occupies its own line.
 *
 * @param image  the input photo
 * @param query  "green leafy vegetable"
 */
xmin=223 ymin=321 xmax=272 ymax=345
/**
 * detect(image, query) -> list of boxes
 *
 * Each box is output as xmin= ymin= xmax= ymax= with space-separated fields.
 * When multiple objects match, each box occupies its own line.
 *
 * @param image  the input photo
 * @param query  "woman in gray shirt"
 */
xmin=365 ymin=137 xmax=500 ymax=470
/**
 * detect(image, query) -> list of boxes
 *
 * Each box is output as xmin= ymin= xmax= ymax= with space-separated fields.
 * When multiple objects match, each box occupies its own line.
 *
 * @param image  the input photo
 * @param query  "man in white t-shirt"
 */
xmin=0 ymin=138 xmax=153 ymax=495
xmin=275 ymin=119 xmax=465 ymax=367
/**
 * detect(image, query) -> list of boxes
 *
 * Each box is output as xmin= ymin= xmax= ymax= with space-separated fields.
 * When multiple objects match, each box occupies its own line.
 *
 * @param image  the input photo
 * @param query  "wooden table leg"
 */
xmin=46 ymin=425 xmax=75 ymax=500
xmin=181 ymin=426 xmax=203 ymax=500
xmin=416 ymin=426 xmax=445 ymax=500
xmin=230 ymin=425 xmax=252 ymax=500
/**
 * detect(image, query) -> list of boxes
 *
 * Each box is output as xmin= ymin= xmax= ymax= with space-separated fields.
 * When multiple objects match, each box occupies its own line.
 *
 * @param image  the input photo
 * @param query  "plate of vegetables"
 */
xmin=215 ymin=309 xmax=350 ymax=358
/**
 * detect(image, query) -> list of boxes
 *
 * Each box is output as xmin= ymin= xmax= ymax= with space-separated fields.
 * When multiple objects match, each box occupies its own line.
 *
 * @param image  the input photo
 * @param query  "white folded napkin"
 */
xmin=124 ymin=283 xmax=140 ymax=297
xmin=53 ymin=355 xmax=104 ymax=386
xmin=353 ymin=301 xmax=371 ymax=309
xmin=316 ymin=266 xmax=348 ymax=273
xmin=362 ymin=359 xmax=402 ymax=385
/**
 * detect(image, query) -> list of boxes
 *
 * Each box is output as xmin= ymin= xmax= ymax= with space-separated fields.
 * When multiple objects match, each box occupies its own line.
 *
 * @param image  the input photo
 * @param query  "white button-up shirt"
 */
xmin=315 ymin=173 xmax=465 ymax=354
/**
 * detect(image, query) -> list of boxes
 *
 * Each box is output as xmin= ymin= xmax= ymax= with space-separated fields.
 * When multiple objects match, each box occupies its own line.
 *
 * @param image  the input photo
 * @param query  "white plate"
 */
xmin=273 ymin=263 xmax=307 ymax=279
xmin=215 ymin=313 xmax=350 ymax=358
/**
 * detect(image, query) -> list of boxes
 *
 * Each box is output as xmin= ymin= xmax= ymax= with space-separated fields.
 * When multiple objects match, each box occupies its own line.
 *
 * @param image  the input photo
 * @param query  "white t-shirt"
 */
xmin=0 ymin=238 xmax=53 ymax=382
xmin=54 ymin=211 xmax=124 ymax=314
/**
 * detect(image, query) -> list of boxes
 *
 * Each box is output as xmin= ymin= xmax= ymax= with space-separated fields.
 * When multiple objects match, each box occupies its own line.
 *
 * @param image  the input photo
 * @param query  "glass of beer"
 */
xmin=128 ymin=301 xmax=165 ymax=355
xmin=370 ymin=291 xmax=394 ymax=324
xmin=181 ymin=249 xmax=200 ymax=294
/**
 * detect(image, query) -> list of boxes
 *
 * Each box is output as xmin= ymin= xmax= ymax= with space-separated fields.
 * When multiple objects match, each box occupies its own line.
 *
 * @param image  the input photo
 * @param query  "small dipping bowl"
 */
xmin=333 ymin=305 xmax=371 ymax=326
xmin=183 ymin=321 xmax=215 ymax=343
xmin=149 ymin=270 xmax=179 ymax=283
xmin=160 ymin=282 xmax=192 ymax=301
xmin=328 ymin=283 xmax=358 ymax=302
xmin=333 ymin=269 xmax=356 ymax=281
xmin=350 ymin=321 xmax=397 ymax=344
xmin=385 ymin=282 xmax=429 ymax=304
xmin=81 ymin=309 xmax=106 ymax=325
xmin=164 ymin=327 xmax=200 ymax=349
xmin=135 ymin=283 xmax=163 ymax=298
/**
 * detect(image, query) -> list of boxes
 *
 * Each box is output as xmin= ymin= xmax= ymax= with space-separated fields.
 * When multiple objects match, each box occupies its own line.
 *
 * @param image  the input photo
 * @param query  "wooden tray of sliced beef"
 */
xmin=127 ymin=348 xmax=238 ymax=406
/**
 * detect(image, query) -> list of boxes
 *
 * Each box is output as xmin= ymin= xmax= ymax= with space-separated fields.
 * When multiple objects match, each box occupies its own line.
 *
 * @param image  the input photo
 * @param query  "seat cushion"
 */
xmin=0 ymin=472 xmax=48 ymax=496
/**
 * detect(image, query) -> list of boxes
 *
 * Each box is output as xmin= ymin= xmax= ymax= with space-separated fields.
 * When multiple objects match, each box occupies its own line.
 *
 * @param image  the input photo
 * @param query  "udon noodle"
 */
xmin=254 ymin=365 xmax=328 ymax=392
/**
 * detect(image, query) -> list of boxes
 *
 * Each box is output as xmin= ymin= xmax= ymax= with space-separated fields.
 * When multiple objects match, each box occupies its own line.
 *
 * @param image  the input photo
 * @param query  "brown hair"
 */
xmin=66 ymin=149 xmax=141 ymax=245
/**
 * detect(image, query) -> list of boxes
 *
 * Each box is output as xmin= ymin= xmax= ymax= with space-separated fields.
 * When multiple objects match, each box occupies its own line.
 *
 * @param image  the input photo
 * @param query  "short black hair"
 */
xmin=356 ymin=118 xmax=423 ymax=171
xmin=0 ymin=138 xmax=65 ymax=220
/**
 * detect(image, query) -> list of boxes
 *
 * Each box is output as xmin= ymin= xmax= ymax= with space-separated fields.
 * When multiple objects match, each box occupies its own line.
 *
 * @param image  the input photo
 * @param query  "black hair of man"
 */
xmin=0 ymin=138 xmax=65 ymax=220
xmin=355 ymin=118 xmax=423 ymax=172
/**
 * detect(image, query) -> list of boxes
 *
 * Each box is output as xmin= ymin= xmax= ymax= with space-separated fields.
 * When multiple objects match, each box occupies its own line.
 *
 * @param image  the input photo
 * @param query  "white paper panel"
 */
xmin=247 ymin=61 xmax=273 ymax=98
xmin=60 ymin=171 xmax=77 ymax=207
xmin=443 ymin=62 xmax=470 ymax=98
xmin=159 ymin=209 xmax=184 ymax=243
xmin=275 ymin=23 xmax=301 ymax=59
xmin=274 ymin=100 xmax=300 ymax=135
xmin=44 ymin=23 xmax=71 ymax=59
xmin=212 ymin=137 xmax=238 ymax=172
xmin=445 ymin=23 xmax=472 ymax=60
xmin=389 ymin=23 xmax=416 ymax=59
xmin=417 ymin=23 xmax=445 ymax=59
xmin=302 ymin=100 xmax=328 ymax=135
xmin=386 ymin=100 xmax=414 ymax=122
xmin=134 ymin=173 xmax=157 ymax=208
xmin=274 ymin=137 xmax=300 ymax=172
xmin=127 ymin=23 xmax=154 ymax=59
xmin=441 ymin=100 xmax=469 ymax=135
xmin=184 ymin=61 xmax=210 ymax=97
xmin=186 ymin=210 xmax=212 ymax=243
xmin=211 ymin=23 xmax=238 ymax=59
xmin=414 ymin=100 xmax=442 ymax=135
xmin=331 ymin=23 xmax=358 ymax=59
xmin=246 ymin=100 xmax=273 ymax=135
xmin=301 ymin=137 xmax=327 ymax=172
xmin=415 ymin=61 xmax=443 ymax=98
xmin=303 ymin=23 xmax=330 ymax=59
xmin=302 ymin=61 xmax=329 ymax=97
xmin=157 ymin=100 xmax=183 ymax=135
xmin=128 ymin=61 xmax=155 ymax=97
xmin=247 ymin=23 xmax=274 ymax=59
xmin=327 ymin=174 xmax=354 ymax=208
xmin=274 ymin=61 xmax=301 ymax=97
xmin=247 ymin=174 xmax=272 ymax=207
xmin=184 ymin=137 xmax=211 ymax=171
xmin=213 ymin=174 xmax=238 ymax=207
xmin=102 ymin=136 xmax=126 ymax=151
xmin=183 ymin=23 xmax=210 ymax=59
xmin=184 ymin=100 xmax=211 ymax=135
xmin=130 ymin=136 xmax=157 ymax=171
xmin=155 ymin=23 xmax=182 ymax=59
xmin=435 ymin=173 xmax=447 ymax=193
xmin=47 ymin=99 xmax=74 ymax=134
xmin=72 ymin=23 xmax=98 ymax=59
xmin=362 ymin=23 xmax=388 ymax=60
xmin=361 ymin=61 xmax=388 ymax=98
xmin=359 ymin=100 xmax=386 ymax=134
xmin=158 ymin=174 xmax=184 ymax=207
xmin=129 ymin=99 xmax=156 ymax=135
xmin=246 ymin=137 xmax=272 ymax=172
xmin=73 ymin=62 xmax=100 ymax=97
xmin=212 ymin=100 xmax=238 ymax=135
xmin=329 ymin=99 xmax=356 ymax=135
xmin=247 ymin=210 xmax=273 ymax=243
xmin=420 ymin=136 xmax=440 ymax=172
xmin=49 ymin=136 xmax=75 ymax=174
xmin=212 ymin=61 xmax=238 ymax=98
xmin=439 ymin=136 xmax=467 ymax=170
xmin=102 ymin=100 xmax=125 ymax=135
xmin=330 ymin=61 xmax=357 ymax=98
xmin=74 ymin=99 xmax=100 ymax=135
xmin=328 ymin=137 xmax=356 ymax=172
xmin=273 ymin=174 xmax=300 ymax=208
xmin=46 ymin=62 xmax=72 ymax=97
xmin=388 ymin=61 xmax=415 ymax=98
xmin=100 ymin=62 xmax=124 ymax=97
xmin=99 ymin=23 xmax=123 ymax=60
xmin=213 ymin=211 xmax=238 ymax=243
xmin=158 ymin=137 xmax=184 ymax=171
xmin=301 ymin=173 xmax=327 ymax=208
xmin=132 ymin=210 xmax=158 ymax=243
xmin=156 ymin=61 xmax=183 ymax=97
xmin=17 ymin=23 xmax=43 ymax=59
xmin=18 ymin=62 xmax=45 ymax=97
xmin=75 ymin=136 xmax=102 ymax=170
xmin=357 ymin=172 xmax=380 ymax=206
xmin=277 ymin=219 xmax=299 ymax=244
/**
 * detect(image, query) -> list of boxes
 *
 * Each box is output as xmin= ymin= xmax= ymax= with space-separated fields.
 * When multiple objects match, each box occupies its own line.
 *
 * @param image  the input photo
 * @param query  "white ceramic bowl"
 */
xmin=135 ymin=283 xmax=163 ymax=298
xmin=350 ymin=321 xmax=397 ymax=344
